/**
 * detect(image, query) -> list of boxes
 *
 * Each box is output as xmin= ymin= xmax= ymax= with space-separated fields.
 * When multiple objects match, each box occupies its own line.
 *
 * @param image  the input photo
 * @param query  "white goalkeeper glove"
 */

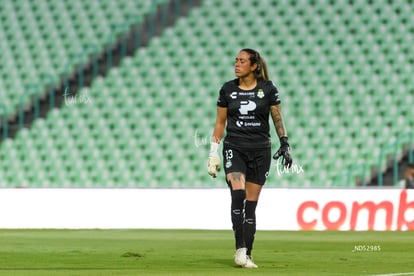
xmin=207 ymin=142 xmax=221 ymax=178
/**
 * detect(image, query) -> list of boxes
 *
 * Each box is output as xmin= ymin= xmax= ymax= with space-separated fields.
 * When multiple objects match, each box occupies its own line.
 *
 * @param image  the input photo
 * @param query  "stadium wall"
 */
xmin=0 ymin=189 xmax=413 ymax=230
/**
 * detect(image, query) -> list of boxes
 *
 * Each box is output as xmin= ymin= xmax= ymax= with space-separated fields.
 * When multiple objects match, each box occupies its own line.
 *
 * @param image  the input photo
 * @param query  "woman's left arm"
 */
xmin=270 ymin=104 xmax=292 ymax=168
xmin=270 ymin=104 xmax=287 ymax=138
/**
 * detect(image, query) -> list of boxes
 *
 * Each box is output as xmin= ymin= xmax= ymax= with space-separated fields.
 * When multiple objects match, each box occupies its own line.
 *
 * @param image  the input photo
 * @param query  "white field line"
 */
xmin=368 ymin=272 xmax=414 ymax=276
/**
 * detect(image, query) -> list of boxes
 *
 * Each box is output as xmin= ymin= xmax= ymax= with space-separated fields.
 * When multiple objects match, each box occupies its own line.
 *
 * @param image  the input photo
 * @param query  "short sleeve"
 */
xmin=217 ymin=86 xmax=228 ymax=107
xmin=269 ymin=83 xmax=281 ymax=105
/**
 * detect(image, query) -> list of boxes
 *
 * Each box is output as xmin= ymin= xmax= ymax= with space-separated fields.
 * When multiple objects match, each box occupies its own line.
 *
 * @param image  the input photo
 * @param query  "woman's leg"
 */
xmin=227 ymin=172 xmax=246 ymax=251
xmin=244 ymin=182 xmax=263 ymax=257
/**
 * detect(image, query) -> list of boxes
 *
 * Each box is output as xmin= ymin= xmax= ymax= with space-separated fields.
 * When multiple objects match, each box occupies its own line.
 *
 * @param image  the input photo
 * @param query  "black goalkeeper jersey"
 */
xmin=217 ymin=78 xmax=281 ymax=149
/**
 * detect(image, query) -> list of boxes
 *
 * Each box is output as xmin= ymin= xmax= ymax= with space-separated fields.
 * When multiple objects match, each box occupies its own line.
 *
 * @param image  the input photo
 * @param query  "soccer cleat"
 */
xmin=243 ymin=255 xmax=258 ymax=268
xmin=234 ymin=247 xmax=247 ymax=266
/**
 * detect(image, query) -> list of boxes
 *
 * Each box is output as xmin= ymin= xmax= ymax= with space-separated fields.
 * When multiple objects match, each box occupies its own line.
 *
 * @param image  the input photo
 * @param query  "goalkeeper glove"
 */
xmin=207 ymin=142 xmax=221 ymax=178
xmin=273 ymin=136 xmax=293 ymax=168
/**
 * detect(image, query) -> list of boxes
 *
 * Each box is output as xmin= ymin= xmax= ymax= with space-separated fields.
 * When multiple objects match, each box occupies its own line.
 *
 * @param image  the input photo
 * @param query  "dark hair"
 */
xmin=240 ymin=48 xmax=269 ymax=80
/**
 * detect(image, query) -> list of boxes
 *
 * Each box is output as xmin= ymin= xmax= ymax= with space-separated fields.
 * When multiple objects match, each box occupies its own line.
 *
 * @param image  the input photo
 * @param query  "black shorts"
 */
xmin=222 ymin=144 xmax=271 ymax=186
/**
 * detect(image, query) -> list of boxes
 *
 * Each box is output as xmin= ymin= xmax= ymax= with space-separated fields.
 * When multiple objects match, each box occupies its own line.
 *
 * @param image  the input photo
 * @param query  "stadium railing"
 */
xmin=333 ymin=131 xmax=414 ymax=187
xmin=377 ymin=131 xmax=414 ymax=186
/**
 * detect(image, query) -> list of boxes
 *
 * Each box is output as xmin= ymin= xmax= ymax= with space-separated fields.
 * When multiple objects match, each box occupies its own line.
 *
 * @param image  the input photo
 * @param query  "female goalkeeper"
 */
xmin=207 ymin=48 xmax=292 ymax=268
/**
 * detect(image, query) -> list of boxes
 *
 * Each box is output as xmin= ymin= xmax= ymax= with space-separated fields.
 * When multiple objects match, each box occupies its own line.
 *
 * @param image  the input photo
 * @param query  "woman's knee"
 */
xmin=227 ymin=172 xmax=246 ymax=190
xmin=245 ymin=182 xmax=262 ymax=201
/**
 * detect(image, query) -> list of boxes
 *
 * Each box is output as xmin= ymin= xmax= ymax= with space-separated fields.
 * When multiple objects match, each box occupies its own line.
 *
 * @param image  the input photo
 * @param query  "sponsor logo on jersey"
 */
xmin=243 ymin=122 xmax=261 ymax=127
xmin=239 ymin=100 xmax=256 ymax=115
xmin=236 ymin=120 xmax=261 ymax=127
xmin=230 ymin=91 xmax=256 ymax=100
xmin=239 ymin=91 xmax=255 ymax=97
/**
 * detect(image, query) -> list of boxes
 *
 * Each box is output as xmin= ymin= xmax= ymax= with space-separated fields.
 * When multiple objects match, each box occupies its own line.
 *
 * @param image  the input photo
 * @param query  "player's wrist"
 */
xmin=209 ymin=142 xmax=220 ymax=158
xmin=279 ymin=136 xmax=289 ymax=147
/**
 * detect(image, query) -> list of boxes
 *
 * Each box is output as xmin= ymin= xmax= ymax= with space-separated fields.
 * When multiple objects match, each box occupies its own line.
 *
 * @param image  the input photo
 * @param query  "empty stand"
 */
xmin=0 ymin=0 xmax=412 ymax=188
xmin=0 ymin=0 xmax=168 ymax=116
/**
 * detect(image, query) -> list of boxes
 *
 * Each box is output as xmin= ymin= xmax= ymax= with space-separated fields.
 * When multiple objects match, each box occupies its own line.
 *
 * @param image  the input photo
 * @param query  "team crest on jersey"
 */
xmin=257 ymin=89 xmax=264 ymax=99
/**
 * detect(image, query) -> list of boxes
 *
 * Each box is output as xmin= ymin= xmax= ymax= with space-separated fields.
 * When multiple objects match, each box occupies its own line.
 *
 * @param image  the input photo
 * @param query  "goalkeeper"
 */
xmin=207 ymin=48 xmax=292 ymax=268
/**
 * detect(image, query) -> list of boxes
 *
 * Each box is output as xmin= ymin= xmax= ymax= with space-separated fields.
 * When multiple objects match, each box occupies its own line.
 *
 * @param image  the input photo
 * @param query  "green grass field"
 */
xmin=0 ymin=230 xmax=413 ymax=275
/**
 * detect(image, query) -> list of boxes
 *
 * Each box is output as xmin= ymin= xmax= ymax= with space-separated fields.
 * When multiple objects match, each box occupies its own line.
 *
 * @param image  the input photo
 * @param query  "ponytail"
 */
xmin=257 ymin=57 xmax=268 ymax=80
xmin=240 ymin=48 xmax=269 ymax=80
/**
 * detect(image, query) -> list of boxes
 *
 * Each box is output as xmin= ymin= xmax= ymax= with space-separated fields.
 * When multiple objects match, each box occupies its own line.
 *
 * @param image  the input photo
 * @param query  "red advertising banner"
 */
xmin=296 ymin=190 xmax=414 ymax=230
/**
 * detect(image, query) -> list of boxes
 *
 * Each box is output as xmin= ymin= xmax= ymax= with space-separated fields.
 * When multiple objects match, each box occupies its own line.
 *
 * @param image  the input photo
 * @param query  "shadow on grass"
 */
xmin=211 ymin=258 xmax=240 ymax=268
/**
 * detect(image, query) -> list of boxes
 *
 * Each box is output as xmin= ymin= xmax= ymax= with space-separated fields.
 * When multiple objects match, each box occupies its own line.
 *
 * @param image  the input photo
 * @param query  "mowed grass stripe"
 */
xmin=0 ymin=230 xmax=413 ymax=275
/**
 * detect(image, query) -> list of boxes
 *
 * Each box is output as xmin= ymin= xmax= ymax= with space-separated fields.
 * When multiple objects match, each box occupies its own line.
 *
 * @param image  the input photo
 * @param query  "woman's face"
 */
xmin=234 ymin=51 xmax=257 ymax=78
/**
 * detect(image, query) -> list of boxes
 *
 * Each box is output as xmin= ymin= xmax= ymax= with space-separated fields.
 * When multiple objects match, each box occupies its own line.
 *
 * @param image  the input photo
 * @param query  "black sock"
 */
xmin=244 ymin=200 xmax=258 ymax=256
xmin=230 ymin=189 xmax=246 ymax=249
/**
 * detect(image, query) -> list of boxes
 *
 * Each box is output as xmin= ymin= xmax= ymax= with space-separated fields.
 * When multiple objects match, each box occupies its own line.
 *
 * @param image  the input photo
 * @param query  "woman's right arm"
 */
xmin=207 ymin=107 xmax=227 ymax=178
xmin=212 ymin=107 xmax=227 ymax=143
